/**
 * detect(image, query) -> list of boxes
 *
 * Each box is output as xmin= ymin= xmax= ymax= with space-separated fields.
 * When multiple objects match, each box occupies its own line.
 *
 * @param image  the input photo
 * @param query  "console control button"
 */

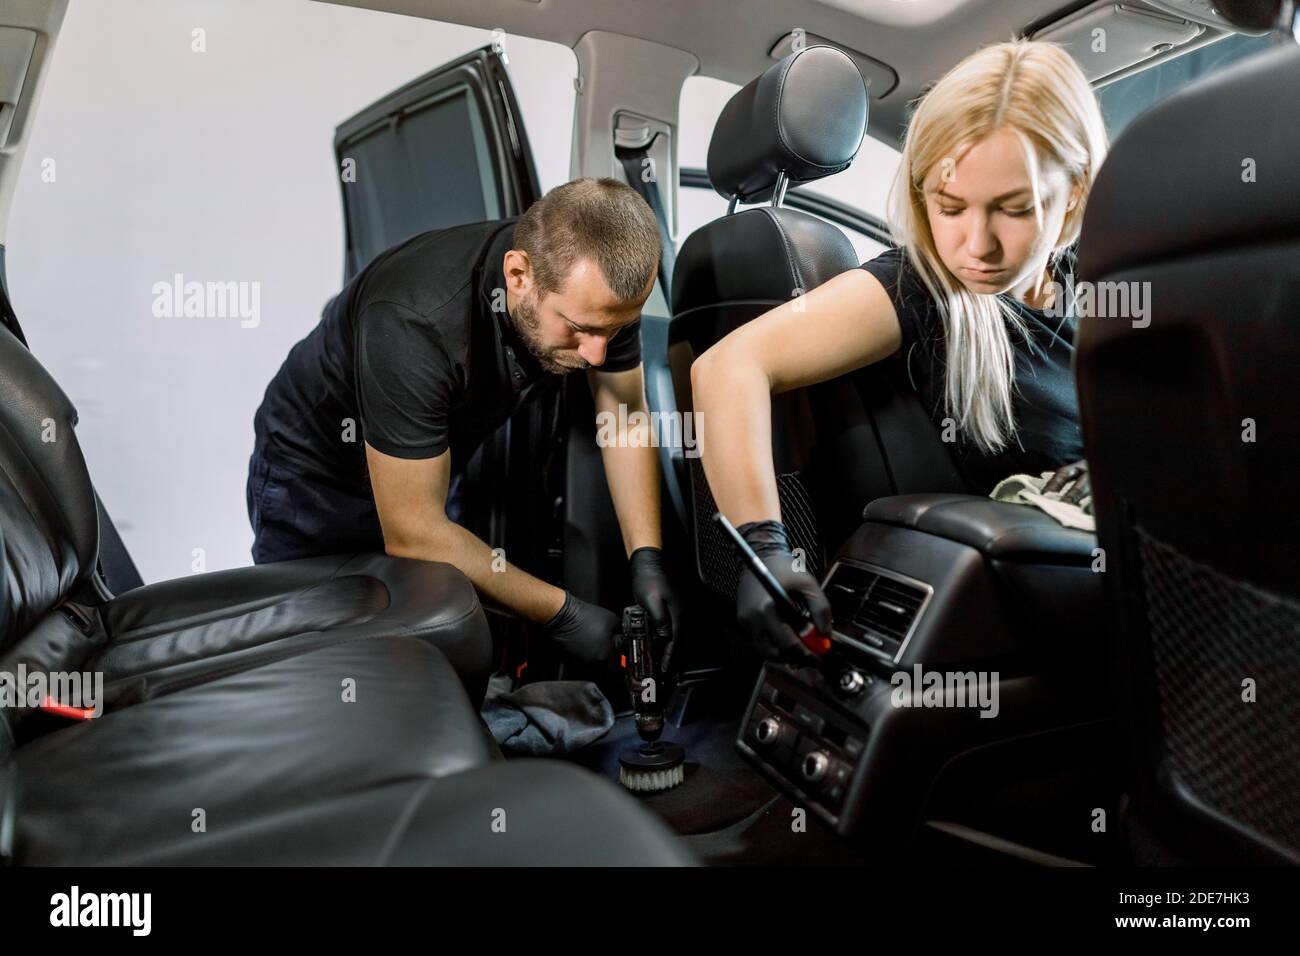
xmin=800 ymin=750 xmax=830 ymax=784
xmin=754 ymin=717 xmax=781 ymax=748
xmin=837 ymin=670 xmax=868 ymax=696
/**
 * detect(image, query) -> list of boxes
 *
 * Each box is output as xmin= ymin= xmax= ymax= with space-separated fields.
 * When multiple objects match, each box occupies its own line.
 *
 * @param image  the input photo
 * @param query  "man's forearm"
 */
xmin=391 ymin=521 xmax=565 ymax=623
xmin=591 ymin=366 xmax=662 ymax=556
xmin=599 ymin=439 xmax=662 ymax=556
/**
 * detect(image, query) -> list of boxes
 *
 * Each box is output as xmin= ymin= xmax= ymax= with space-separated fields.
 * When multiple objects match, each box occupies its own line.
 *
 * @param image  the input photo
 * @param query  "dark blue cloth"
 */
xmin=247 ymin=448 xmax=464 ymax=564
xmin=481 ymin=680 xmax=615 ymax=756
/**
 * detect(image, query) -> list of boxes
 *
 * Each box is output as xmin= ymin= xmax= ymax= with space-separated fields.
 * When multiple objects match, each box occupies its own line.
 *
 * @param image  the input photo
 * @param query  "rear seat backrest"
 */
xmin=0 ymin=328 xmax=100 ymax=647
xmin=1075 ymin=16 xmax=1300 ymax=862
xmin=670 ymin=46 xmax=966 ymax=599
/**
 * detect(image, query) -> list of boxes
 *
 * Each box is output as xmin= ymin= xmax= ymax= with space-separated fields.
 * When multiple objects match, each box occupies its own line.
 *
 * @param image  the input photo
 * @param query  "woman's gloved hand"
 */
xmin=629 ymin=546 xmax=681 ymax=674
xmin=733 ymin=519 xmax=831 ymax=663
xmin=541 ymin=592 xmax=619 ymax=663
xmin=1041 ymin=459 xmax=1092 ymax=514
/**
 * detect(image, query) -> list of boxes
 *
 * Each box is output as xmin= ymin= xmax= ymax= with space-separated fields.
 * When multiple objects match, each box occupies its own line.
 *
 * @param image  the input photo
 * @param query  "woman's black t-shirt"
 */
xmin=859 ymin=246 xmax=1084 ymax=494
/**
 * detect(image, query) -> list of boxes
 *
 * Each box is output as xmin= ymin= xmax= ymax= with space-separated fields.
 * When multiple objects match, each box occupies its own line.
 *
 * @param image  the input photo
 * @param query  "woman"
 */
xmin=691 ymin=39 xmax=1109 ymax=660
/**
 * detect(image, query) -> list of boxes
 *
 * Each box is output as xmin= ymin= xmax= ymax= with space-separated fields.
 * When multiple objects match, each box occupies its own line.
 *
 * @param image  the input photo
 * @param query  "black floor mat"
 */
xmin=681 ymin=794 xmax=871 ymax=866
xmin=564 ymin=712 xmax=777 ymax=836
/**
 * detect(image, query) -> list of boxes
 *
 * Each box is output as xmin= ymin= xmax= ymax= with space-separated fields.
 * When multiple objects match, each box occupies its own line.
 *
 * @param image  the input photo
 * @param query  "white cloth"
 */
xmin=989 ymin=471 xmax=1095 ymax=532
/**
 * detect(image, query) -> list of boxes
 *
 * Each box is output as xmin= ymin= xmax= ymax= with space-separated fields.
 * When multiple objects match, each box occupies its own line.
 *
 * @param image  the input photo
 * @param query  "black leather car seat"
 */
xmin=0 ymin=325 xmax=694 ymax=866
xmin=670 ymin=46 xmax=967 ymax=601
xmin=8 ymin=635 xmax=691 ymax=865
xmin=0 ymin=325 xmax=495 ymax=711
xmin=1075 ymin=4 xmax=1300 ymax=863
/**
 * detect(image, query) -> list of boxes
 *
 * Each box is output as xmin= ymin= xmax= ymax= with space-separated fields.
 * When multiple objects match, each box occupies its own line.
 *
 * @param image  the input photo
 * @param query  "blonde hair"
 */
xmin=888 ymin=39 xmax=1108 ymax=453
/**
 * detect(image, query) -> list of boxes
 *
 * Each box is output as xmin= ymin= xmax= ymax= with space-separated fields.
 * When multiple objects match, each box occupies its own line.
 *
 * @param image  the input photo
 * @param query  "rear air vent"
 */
xmin=824 ymin=560 xmax=931 ymax=657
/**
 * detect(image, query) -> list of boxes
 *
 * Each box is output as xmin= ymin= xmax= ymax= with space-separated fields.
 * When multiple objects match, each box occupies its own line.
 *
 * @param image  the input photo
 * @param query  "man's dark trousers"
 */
xmin=246 ymin=448 xmax=465 ymax=564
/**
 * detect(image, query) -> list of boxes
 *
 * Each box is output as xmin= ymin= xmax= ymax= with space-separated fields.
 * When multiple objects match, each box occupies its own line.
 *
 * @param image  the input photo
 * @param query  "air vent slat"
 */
xmin=826 ymin=562 xmax=929 ymax=649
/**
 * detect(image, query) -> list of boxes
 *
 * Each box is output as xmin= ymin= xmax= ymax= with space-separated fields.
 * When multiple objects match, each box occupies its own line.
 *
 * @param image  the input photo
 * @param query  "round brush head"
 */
xmin=618 ymin=742 xmax=686 ymax=793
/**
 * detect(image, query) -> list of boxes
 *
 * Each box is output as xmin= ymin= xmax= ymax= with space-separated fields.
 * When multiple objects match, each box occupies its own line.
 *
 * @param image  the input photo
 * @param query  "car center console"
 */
xmin=737 ymin=493 xmax=1116 ymax=857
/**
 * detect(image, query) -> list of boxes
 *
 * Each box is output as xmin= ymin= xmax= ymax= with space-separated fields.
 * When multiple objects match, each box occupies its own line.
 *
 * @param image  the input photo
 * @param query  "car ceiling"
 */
xmin=313 ymin=0 xmax=1086 ymax=142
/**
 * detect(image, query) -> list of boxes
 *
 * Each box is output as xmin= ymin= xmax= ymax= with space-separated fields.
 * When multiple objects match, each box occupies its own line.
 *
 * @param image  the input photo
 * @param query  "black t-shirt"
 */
xmin=859 ymin=246 xmax=1084 ymax=494
xmin=252 ymin=216 xmax=642 ymax=509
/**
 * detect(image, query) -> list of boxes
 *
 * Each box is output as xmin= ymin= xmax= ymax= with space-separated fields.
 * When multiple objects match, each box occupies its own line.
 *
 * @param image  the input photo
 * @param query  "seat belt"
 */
xmin=615 ymin=136 xmax=676 ymax=300
xmin=615 ymin=136 xmax=691 ymax=533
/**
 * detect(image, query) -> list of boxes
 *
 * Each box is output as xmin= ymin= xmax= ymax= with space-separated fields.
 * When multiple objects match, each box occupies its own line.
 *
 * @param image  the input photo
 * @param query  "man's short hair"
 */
xmin=514 ymin=177 xmax=661 ymax=302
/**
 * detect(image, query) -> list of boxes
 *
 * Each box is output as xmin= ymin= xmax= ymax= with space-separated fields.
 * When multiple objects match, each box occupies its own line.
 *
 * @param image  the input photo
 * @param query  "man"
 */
xmin=248 ymin=177 xmax=678 ymax=664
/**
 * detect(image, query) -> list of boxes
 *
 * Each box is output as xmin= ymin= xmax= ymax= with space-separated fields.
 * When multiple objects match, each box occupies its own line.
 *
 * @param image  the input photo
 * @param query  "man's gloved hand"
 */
xmin=541 ymin=592 xmax=619 ymax=664
xmin=734 ymin=519 xmax=832 ymax=663
xmin=629 ymin=546 xmax=681 ymax=674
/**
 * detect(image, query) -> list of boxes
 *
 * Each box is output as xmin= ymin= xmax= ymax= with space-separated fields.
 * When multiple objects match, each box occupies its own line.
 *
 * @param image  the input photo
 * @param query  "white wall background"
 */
xmin=8 ymin=0 xmax=899 ymax=584
xmin=8 ymin=0 xmax=577 ymax=582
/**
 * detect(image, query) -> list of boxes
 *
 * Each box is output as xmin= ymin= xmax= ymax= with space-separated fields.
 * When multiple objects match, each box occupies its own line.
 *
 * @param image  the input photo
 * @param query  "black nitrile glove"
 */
xmin=541 ymin=592 xmax=619 ymax=664
xmin=734 ymin=519 xmax=832 ymax=663
xmin=629 ymin=546 xmax=681 ymax=674
xmin=1041 ymin=459 xmax=1092 ymax=514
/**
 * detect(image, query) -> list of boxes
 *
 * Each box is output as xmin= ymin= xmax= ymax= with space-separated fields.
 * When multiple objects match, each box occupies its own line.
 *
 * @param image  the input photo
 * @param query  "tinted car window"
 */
xmin=340 ymin=85 xmax=502 ymax=272
xmin=1098 ymin=32 xmax=1276 ymax=138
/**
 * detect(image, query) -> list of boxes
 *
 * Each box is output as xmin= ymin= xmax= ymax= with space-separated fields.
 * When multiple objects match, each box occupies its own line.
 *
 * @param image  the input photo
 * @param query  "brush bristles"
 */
xmin=619 ymin=763 xmax=685 ymax=792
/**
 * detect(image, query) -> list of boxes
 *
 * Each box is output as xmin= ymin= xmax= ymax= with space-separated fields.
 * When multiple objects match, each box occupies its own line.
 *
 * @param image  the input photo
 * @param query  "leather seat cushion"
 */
xmin=93 ymin=551 xmax=494 ymax=705
xmin=71 ymin=762 xmax=696 ymax=866
xmin=14 ymin=637 xmax=496 ymax=864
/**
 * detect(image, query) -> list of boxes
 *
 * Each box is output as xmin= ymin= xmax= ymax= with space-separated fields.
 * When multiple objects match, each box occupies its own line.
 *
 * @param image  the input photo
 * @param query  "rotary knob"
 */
xmin=837 ymin=669 xmax=867 ymax=696
xmin=801 ymin=750 xmax=830 ymax=784
xmin=755 ymin=717 xmax=781 ymax=747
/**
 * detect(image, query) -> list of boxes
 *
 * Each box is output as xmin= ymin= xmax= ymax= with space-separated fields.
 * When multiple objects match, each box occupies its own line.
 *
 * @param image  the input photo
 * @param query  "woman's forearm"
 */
xmin=692 ymin=348 xmax=783 ymax=525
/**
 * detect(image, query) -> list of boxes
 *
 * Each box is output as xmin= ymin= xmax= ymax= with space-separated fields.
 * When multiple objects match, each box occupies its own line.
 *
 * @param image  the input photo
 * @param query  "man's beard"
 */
xmin=512 ymin=293 xmax=588 ymax=375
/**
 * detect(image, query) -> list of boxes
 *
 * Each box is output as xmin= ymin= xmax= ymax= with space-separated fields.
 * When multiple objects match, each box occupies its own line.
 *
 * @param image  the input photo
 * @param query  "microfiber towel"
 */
xmin=990 ymin=471 xmax=1096 ymax=532
xmin=481 ymin=679 xmax=615 ymax=756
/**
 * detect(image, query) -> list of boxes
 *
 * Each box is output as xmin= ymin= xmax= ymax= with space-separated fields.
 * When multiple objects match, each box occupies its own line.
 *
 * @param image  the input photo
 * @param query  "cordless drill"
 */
xmin=615 ymin=605 xmax=686 ymax=792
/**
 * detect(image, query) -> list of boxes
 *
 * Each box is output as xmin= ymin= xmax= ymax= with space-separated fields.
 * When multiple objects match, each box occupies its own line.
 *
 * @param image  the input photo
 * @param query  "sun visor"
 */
xmin=1032 ymin=2 xmax=1205 ymax=83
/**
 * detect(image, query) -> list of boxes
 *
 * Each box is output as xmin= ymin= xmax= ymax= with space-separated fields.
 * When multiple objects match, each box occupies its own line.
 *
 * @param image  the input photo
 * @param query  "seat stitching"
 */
xmin=97 ymin=587 xmax=483 ymax=688
xmin=108 ymin=564 xmax=375 ymax=644
xmin=374 ymin=777 xmax=440 ymax=866
xmin=390 ymin=600 xmax=485 ymax=642
xmin=128 ymin=630 xmax=433 ymax=699
xmin=756 ymin=208 xmax=805 ymax=291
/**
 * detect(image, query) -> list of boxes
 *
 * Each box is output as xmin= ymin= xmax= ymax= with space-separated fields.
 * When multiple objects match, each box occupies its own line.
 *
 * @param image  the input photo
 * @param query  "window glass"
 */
xmin=1097 ymin=32 xmax=1277 ymax=138
xmin=341 ymin=85 xmax=502 ymax=272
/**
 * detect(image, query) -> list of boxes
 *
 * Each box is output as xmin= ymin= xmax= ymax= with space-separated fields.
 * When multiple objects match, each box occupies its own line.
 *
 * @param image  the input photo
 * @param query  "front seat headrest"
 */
xmin=706 ymin=46 xmax=868 ymax=204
